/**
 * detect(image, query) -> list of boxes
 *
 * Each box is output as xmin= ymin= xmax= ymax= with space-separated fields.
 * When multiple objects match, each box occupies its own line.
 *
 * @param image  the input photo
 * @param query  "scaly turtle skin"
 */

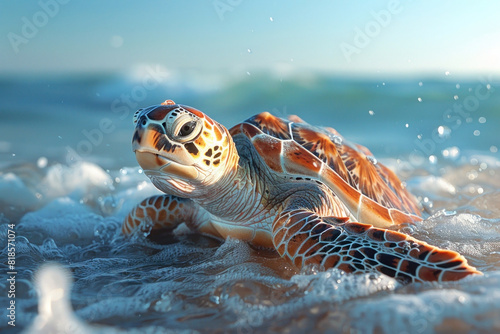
xmin=123 ymin=100 xmax=481 ymax=283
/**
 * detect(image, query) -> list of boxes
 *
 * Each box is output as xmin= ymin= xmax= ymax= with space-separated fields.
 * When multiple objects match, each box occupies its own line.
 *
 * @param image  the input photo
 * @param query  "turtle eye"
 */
xmin=178 ymin=121 xmax=197 ymax=137
xmin=171 ymin=115 xmax=202 ymax=143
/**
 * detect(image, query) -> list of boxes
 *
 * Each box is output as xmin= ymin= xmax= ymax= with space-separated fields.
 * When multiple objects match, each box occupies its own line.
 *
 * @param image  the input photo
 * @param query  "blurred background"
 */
xmin=0 ymin=0 xmax=499 ymax=168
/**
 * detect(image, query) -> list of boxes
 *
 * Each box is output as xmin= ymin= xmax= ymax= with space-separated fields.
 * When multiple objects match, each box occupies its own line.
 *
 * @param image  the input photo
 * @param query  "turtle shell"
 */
xmin=229 ymin=112 xmax=421 ymax=228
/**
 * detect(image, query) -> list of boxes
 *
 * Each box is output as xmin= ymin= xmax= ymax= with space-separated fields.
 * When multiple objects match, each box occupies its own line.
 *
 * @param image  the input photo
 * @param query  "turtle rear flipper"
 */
xmin=272 ymin=208 xmax=481 ymax=283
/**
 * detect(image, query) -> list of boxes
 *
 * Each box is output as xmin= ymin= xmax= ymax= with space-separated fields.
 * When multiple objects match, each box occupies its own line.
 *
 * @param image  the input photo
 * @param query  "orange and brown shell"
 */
xmin=229 ymin=112 xmax=422 ymax=228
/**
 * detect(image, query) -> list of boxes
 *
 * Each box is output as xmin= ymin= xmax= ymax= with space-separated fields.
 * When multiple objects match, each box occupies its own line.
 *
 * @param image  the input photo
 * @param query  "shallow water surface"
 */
xmin=0 ymin=73 xmax=499 ymax=333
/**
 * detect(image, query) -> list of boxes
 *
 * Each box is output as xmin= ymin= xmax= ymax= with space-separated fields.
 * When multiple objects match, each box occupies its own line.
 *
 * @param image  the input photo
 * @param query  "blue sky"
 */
xmin=1 ymin=0 xmax=499 ymax=77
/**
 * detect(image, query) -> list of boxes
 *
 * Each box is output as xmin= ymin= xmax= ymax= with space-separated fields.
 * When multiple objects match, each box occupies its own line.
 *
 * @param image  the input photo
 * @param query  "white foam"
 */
xmin=425 ymin=212 xmax=500 ymax=241
xmin=0 ymin=162 xmax=115 ymax=217
xmin=291 ymin=269 xmax=397 ymax=303
xmin=411 ymin=175 xmax=457 ymax=196
xmin=215 ymin=268 xmax=398 ymax=331
xmin=407 ymin=212 xmax=500 ymax=259
xmin=0 ymin=172 xmax=40 ymax=207
xmin=347 ymin=272 xmax=500 ymax=333
xmin=41 ymin=162 xmax=114 ymax=201
xmin=18 ymin=199 xmax=101 ymax=245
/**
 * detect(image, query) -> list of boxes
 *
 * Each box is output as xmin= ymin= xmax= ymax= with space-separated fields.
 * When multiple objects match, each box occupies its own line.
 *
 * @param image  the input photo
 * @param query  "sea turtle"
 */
xmin=122 ymin=100 xmax=481 ymax=283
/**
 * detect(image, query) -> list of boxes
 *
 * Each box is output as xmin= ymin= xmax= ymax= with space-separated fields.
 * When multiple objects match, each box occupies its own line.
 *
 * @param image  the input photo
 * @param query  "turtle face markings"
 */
xmin=202 ymin=144 xmax=224 ymax=167
xmin=131 ymin=100 xmax=235 ymax=196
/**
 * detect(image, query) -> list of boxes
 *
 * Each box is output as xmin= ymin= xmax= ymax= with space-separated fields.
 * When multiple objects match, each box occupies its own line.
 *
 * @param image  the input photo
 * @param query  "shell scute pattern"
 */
xmin=281 ymin=142 xmax=322 ymax=176
xmin=245 ymin=111 xmax=292 ymax=140
xmin=235 ymin=111 xmax=421 ymax=223
xmin=292 ymin=123 xmax=352 ymax=184
xmin=252 ymin=135 xmax=284 ymax=173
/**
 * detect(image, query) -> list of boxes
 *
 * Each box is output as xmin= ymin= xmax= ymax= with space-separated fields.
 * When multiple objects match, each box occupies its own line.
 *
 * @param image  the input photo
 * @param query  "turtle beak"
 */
xmin=132 ymin=123 xmax=199 ymax=180
xmin=135 ymin=151 xmax=199 ymax=180
xmin=135 ymin=151 xmax=168 ymax=170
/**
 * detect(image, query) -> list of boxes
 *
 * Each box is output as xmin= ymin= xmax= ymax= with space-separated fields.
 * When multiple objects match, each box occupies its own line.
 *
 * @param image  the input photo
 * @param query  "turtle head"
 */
xmin=132 ymin=100 xmax=237 ymax=197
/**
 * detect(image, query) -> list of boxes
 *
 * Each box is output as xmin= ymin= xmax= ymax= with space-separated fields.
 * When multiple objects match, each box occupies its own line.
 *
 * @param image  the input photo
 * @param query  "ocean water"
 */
xmin=1 ymin=69 xmax=499 ymax=333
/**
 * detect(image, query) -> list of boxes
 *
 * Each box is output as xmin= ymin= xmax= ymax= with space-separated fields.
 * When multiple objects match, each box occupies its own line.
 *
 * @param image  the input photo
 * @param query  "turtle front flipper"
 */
xmin=122 ymin=195 xmax=206 ymax=236
xmin=272 ymin=208 xmax=482 ymax=283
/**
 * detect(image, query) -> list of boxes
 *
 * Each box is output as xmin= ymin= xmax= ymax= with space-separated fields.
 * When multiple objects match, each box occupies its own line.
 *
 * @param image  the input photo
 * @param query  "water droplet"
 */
xmin=437 ymin=125 xmax=451 ymax=139
xmin=405 ymin=123 xmax=409 ymax=128
xmin=367 ymin=156 xmax=378 ymax=164
xmin=399 ymin=225 xmax=416 ymax=236
xmin=479 ymin=117 xmax=486 ymax=123
xmin=58 ymin=136 xmax=63 ymax=139
xmin=467 ymin=170 xmax=478 ymax=180
xmin=453 ymin=95 xmax=459 ymax=100
xmin=330 ymin=134 xmax=343 ymax=145
xmin=478 ymin=187 xmax=484 ymax=194
xmin=269 ymin=17 xmax=274 ymax=22
xmin=473 ymin=130 xmax=480 ymax=136
xmin=491 ymin=146 xmax=498 ymax=153
xmin=486 ymin=84 xmax=491 ymax=90
xmin=442 ymin=146 xmax=460 ymax=160
xmin=247 ymin=48 xmax=252 ymax=54
xmin=445 ymin=71 xmax=450 ymax=76
xmin=417 ymin=97 xmax=422 ymax=102
xmin=479 ymin=162 xmax=488 ymax=170
xmin=456 ymin=84 xmax=460 ymax=89
xmin=422 ymin=197 xmax=433 ymax=210
xmin=417 ymin=134 xmax=422 ymax=139
xmin=37 ymin=156 xmax=48 ymax=168
xmin=443 ymin=210 xmax=457 ymax=216
xmin=418 ymin=82 xmax=423 ymax=87
xmin=246 ymin=71 xmax=251 ymax=76
xmin=368 ymin=110 xmax=375 ymax=116
xmin=429 ymin=155 xmax=437 ymax=164
xmin=400 ymin=241 xmax=412 ymax=253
